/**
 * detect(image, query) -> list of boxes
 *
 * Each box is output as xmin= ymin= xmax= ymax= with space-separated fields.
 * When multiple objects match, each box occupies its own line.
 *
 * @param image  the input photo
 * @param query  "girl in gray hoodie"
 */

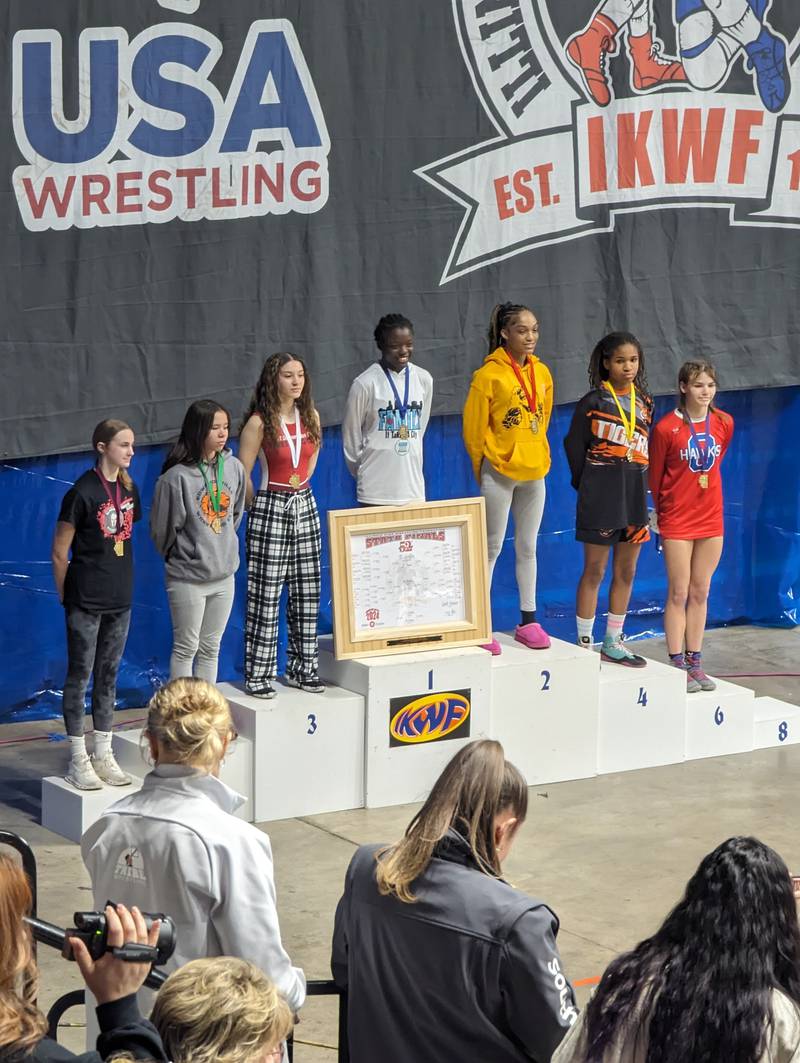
xmin=150 ymin=400 xmax=246 ymax=683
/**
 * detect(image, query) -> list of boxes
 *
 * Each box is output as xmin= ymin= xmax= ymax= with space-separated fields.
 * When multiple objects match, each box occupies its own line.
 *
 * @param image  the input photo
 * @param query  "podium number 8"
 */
xmin=779 ymin=721 xmax=788 ymax=742
xmin=307 ymin=714 xmax=318 ymax=736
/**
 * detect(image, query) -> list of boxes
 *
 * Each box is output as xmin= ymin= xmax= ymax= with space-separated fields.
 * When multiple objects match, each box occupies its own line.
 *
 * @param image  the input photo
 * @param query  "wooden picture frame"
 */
xmin=328 ymin=497 xmax=491 ymax=660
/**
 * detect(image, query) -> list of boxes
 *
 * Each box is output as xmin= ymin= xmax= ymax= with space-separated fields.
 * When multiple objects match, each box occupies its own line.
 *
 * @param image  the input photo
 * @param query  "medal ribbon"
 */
xmin=383 ymin=365 xmax=410 ymax=418
xmin=686 ymin=412 xmax=712 ymax=472
xmin=199 ymin=451 xmax=225 ymax=515
xmin=604 ymin=381 xmax=637 ymax=442
xmin=94 ymin=468 xmax=123 ymax=537
xmin=505 ymin=351 xmax=538 ymax=426
xmin=281 ymin=407 xmax=302 ymax=470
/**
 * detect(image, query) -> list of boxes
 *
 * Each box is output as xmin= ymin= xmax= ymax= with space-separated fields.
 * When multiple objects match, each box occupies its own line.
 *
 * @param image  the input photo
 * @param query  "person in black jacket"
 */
xmin=0 ymin=853 xmax=167 ymax=1062
xmin=331 ymin=739 xmax=578 ymax=1063
xmin=564 ymin=332 xmax=654 ymax=667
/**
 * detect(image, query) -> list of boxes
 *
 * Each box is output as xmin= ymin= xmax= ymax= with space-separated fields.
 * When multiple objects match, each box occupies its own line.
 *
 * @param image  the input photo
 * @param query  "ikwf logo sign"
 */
xmin=11 ymin=17 xmax=329 ymax=231
xmin=419 ymin=0 xmax=800 ymax=281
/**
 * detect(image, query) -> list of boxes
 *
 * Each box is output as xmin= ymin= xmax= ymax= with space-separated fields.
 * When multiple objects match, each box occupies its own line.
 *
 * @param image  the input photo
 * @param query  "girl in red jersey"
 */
xmin=239 ymin=353 xmax=324 ymax=700
xmin=649 ymin=361 xmax=734 ymax=692
xmin=564 ymin=333 xmax=654 ymax=667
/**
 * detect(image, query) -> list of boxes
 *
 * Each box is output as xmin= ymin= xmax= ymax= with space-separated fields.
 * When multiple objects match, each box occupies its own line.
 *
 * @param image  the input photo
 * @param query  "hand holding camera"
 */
xmin=68 ymin=903 xmax=164 ymax=1004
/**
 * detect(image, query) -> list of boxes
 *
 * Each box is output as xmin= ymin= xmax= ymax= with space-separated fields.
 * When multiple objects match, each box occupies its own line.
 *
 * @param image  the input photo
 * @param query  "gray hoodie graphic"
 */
xmin=150 ymin=449 xmax=246 ymax=582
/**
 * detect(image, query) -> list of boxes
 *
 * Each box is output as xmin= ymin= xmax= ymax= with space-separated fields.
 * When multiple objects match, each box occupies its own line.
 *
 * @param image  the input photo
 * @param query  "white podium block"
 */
xmin=490 ymin=634 xmax=599 ymax=784
xmin=219 ymin=682 xmax=365 ymax=821
xmin=319 ymin=638 xmax=491 ymax=808
xmin=753 ymin=696 xmax=800 ymax=749
xmin=41 ymin=775 xmax=144 ymax=843
xmin=684 ymin=679 xmax=755 ymax=760
xmin=111 ymin=729 xmax=255 ymax=822
xmin=598 ymin=655 xmax=686 ymax=774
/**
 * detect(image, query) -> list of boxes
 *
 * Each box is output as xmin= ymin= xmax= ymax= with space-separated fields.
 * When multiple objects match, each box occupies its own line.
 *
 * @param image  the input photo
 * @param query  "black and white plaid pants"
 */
xmin=245 ymin=488 xmax=321 ymax=683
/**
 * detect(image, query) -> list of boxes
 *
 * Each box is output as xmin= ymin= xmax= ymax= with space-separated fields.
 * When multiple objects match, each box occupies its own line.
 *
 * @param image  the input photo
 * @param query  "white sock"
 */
xmin=69 ymin=735 xmax=88 ymax=762
xmin=93 ymin=730 xmax=113 ymax=759
xmin=629 ymin=1 xmax=651 ymax=37
xmin=577 ymin=615 xmax=595 ymax=644
xmin=721 ymin=8 xmax=760 ymax=46
xmin=605 ymin=612 xmax=626 ymax=641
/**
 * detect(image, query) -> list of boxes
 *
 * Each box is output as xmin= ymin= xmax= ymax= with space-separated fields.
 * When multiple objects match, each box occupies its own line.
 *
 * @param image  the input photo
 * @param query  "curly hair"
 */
xmin=241 ymin=352 xmax=321 ymax=448
xmin=583 ymin=836 xmax=800 ymax=1063
xmin=487 ymin=301 xmax=535 ymax=355
xmin=587 ymin=331 xmax=650 ymax=396
xmin=0 ymin=855 xmax=47 ymax=1052
xmin=152 ymin=957 xmax=293 ymax=1063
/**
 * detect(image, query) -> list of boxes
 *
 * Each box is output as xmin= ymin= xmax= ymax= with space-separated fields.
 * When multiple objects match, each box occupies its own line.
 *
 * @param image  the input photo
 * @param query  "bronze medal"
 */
xmin=211 ymin=516 xmax=222 ymax=533
xmin=398 ymin=424 xmax=409 ymax=440
xmin=698 ymin=473 xmax=709 ymax=489
xmin=113 ymin=540 xmax=124 ymax=557
xmin=289 ymin=472 xmax=301 ymax=490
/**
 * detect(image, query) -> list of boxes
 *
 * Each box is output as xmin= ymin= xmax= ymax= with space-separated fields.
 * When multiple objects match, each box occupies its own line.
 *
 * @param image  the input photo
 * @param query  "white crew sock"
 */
xmin=605 ymin=611 xmax=626 ymax=641
xmin=93 ymin=730 xmax=113 ymax=759
xmin=577 ymin=615 xmax=595 ymax=645
xmin=68 ymin=734 xmax=88 ymax=762
xmin=629 ymin=1 xmax=651 ymax=37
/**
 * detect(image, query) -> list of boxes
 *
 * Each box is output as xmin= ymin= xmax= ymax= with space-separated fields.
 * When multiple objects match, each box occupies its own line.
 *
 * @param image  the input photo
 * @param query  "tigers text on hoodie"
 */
xmin=462 ymin=347 xmax=553 ymax=482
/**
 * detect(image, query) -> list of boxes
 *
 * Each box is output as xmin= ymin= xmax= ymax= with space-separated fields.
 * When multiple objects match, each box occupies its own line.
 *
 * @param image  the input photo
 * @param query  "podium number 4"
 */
xmin=637 ymin=687 xmax=648 ymax=707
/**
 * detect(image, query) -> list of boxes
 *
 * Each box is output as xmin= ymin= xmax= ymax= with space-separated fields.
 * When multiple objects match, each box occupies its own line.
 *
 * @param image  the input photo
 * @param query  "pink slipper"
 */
xmin=480 ymin=638 xmax=503 ymax=656
xmin=514 ymin=622 xmax=551 ymax=650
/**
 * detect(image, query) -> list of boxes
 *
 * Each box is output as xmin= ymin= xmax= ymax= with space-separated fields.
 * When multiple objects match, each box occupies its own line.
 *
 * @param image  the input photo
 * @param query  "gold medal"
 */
xmin=625 ymin=445 xmax=634 ymax=462
xmin=113 ymin=540 xmax=124 ymax=557
xmin=211 ymin=516 xmax=222 ymax=533
xmin=531 ymin=417 xmax=539 ymax=435
xmin=398 ymin=424 xmax=409 ymax=439
xmin=289 ymin=472 xmax=301 ymax=490
xmin=698 ymin=473 xmax=709 ymax=489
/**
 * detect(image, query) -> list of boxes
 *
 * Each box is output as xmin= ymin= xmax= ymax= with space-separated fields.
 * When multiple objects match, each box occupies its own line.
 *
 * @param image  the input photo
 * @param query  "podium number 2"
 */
xmin=714 ymin=706 xmax=724 ymax=726
xmin=540 ymin=670 xmax=551 ymax=691
xmin=637 ymin=687 xmax=648 ymax=707
xmin=307 ymin=714 xmax=317 ymax=736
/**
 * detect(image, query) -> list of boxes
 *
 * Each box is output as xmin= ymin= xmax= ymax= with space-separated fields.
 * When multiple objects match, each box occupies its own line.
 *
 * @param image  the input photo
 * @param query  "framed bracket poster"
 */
xmin=328 ymin=498 xmax=491 ymax=659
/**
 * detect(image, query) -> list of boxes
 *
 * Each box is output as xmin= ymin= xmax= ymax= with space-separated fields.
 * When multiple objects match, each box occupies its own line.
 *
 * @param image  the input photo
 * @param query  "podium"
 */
xmin=753 ymin=696 xmax=800 ymax=749
xmin=684 ymin=679 xmax=756 ymax=760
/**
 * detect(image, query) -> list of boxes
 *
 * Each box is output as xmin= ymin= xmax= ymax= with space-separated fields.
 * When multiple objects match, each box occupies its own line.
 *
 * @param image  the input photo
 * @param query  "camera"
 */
xmin=65 ymin=906 xmax=177 ymax=966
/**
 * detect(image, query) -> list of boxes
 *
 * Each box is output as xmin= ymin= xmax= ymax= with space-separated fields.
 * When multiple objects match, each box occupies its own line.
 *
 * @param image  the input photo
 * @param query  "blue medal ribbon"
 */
xmin=383 ymin=365 xmax=410 ymax=418
xmin=686 ymin=412 xmax=712 ymax=471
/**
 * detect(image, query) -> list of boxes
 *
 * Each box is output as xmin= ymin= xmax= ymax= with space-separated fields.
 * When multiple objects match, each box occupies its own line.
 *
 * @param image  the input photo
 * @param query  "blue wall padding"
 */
xmin=1 ymin=386 xmax=798 ymax=723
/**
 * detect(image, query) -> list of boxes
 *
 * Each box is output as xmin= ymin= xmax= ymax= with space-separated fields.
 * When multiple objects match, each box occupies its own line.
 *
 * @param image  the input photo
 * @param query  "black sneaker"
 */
xmin=245 ymin=681 xmax=277 ymax=700
xmin=284 ymin=675 xmax=326 ymax=694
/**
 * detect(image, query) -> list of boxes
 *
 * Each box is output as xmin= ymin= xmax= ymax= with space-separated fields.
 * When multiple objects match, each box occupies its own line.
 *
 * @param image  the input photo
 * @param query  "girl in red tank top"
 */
xmin=238 ymin=353 xmax=323 ymax=699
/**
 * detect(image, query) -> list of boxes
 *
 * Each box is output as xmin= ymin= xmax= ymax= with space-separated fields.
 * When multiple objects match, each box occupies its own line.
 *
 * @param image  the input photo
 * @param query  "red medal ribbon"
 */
xmin=504 ymin=350 xmax=537 ymax=425
xmin=94 ymin=467 xmax=123 ymax=538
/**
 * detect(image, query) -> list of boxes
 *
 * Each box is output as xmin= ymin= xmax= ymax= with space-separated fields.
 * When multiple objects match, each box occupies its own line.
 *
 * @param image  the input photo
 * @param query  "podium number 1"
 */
xmin=540 ymin=670 xmax=551 ymax=691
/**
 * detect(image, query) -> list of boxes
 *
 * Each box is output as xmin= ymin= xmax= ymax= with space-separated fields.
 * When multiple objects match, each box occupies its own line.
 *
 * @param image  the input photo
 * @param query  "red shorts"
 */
xmin=576 ymin=524 xmax=650 ymax=546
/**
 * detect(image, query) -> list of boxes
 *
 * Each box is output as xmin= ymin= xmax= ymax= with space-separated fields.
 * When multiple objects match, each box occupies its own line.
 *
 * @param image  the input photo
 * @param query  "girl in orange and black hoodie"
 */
xmin=463 ymin=302 xmax=553 ymax=655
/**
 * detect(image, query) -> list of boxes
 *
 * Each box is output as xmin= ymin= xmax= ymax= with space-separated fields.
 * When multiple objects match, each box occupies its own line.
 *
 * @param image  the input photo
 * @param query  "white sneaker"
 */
xmin=66 ymin=755 xmax=103 ymax=791
xmin=91 ymin=752 xmax=132 ymax=786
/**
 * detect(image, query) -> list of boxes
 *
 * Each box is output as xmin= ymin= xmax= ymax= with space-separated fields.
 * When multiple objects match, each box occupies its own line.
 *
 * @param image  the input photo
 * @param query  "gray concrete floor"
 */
xmin=1 ymin=625 xmax=798 ymax=1060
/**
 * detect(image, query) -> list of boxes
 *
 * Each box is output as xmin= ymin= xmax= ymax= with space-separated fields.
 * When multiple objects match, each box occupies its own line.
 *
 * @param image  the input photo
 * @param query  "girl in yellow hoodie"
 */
xmin=463 ymin=302 xmax=553 ymax=654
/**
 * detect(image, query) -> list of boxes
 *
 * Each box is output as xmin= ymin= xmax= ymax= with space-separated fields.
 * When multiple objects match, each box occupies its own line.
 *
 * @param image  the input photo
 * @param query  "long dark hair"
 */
xmin=487 ymin=301 xmax=535 ymax=355
xmin=92 ymin=419 xmax=133 ymax=491
xmin=241 ymin=352 xmax=322 ymax=448
xmin=584 ymin=836 xmax=800 ymax=1063
xmin=161 ymin=400 xmax=230 ymax=474
xmin=588 ymin=331 xmax=650 ymax=395
xmin=375 ymin=739 xmax=528 ymax=903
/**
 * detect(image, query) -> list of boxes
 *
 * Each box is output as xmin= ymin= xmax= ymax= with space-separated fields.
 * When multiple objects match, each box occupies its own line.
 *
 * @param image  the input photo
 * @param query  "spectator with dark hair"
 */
xmin=342 ymin=313 xmax=434 ymax=506
xmin=553 ymin=836 xmax=800 ymax=1063
xmin=332 ymin=739 xmax=577 ymax=1063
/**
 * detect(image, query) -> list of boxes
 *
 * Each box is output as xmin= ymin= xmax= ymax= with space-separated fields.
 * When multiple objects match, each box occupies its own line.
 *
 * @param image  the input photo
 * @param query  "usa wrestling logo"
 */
xmin=389 ymin=690 xmax=471 ymax=747
xmin=11 ymin=13 xmax=329 ymax=232
xmin=418 ymin=1 xmax=800 ymax=281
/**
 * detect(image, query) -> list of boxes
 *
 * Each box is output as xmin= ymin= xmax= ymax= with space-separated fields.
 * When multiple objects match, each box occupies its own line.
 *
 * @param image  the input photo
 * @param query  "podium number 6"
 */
xmin=714 ymin=706 xmax=724 ymax=726
xmin=307 ymin=714 xmax=318 ymax=736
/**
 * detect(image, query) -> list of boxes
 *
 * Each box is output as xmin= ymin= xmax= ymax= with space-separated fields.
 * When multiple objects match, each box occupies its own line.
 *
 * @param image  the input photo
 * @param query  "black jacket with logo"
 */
xmin=332 ymin=831 xmax=578 ymax=1063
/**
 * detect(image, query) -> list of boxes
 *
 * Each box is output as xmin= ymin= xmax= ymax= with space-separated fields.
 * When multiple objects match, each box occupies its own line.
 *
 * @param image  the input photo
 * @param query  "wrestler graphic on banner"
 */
xmin=567 ymin=0 xmax=790 ymax=112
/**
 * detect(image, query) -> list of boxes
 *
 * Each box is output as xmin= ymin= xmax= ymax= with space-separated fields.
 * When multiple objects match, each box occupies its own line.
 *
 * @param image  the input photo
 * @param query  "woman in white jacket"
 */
xmin=81 ymin=678 xmax=305 ymax=1017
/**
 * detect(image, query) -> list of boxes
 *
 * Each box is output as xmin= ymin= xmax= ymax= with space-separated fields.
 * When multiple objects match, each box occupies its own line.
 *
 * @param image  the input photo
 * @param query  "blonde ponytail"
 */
xmin=145 ymin=678 xmax=235 ymax=773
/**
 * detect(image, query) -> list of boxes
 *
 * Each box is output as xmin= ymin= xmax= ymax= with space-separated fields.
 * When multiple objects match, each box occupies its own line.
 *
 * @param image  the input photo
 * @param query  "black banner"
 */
xmin=2 ymin=0 xmax=799 ymax=458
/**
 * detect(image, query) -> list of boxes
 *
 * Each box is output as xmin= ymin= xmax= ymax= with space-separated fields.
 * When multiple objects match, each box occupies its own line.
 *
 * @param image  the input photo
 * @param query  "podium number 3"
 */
xmin=540 ymin=670 xmax=550 ymax=691
xmin=307 ymin=714 xmax=317 ymax=736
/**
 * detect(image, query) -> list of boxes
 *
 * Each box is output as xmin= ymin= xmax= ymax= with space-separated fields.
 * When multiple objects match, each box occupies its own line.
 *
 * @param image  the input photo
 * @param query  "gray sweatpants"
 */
xmin=166 ymin=574 xmax=236 ymax=684
xmin=480 ymin=461 xmax=546 ymax=612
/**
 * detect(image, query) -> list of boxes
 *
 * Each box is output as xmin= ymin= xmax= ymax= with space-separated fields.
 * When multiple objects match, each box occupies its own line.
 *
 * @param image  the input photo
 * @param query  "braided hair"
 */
xmin=241 ymin=352 xmax=321 ymax=448
xmin=487 ymin=302 xmax=534 ymax=355
xmin=587 ymin=331 xmax=650 ymax=395
xmin=374 ymin=313 xmax=414 ymax=351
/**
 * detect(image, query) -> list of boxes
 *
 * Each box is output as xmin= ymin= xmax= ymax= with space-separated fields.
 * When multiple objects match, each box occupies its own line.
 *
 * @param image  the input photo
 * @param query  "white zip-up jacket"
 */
xmin=81 ymin=765 xmax=306 ymax=1013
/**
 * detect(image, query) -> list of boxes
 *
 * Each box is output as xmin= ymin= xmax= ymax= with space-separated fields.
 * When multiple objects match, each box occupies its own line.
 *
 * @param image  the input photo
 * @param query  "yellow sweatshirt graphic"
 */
xmin=462 ymin=347 xmax=553 ymax=482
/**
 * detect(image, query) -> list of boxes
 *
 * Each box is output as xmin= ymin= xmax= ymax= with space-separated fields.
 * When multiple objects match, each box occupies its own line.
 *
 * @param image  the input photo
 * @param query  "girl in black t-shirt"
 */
xmin=52 ymin=420 xmax=141 ymax=790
